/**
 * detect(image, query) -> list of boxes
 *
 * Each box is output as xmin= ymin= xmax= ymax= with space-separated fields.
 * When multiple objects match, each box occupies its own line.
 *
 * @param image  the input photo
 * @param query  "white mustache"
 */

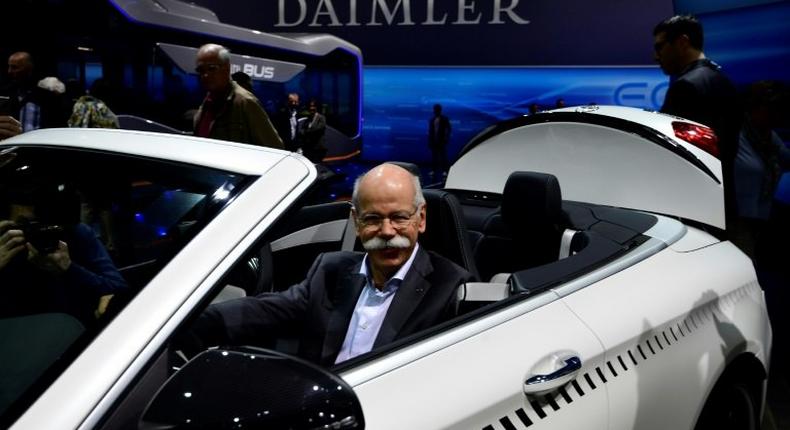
xmin=362 ymin=235 xmax=411 ymax=251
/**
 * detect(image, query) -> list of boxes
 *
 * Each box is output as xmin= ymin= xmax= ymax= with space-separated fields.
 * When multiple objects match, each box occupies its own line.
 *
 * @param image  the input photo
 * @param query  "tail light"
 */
xmin=672 ymin=121 xmax=719 ymax=158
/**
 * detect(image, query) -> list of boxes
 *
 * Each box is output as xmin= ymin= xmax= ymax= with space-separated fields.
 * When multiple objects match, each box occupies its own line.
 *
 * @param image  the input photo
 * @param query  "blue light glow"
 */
xmin=362 ymin=66 xmax=666 ymax=163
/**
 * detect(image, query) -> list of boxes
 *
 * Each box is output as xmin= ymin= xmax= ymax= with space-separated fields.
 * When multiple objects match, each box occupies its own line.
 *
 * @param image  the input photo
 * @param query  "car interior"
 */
xmin=218 ymin=168 xmax=659 ymax=316
xmin=0 ymin=148 xmax=663 ymax=428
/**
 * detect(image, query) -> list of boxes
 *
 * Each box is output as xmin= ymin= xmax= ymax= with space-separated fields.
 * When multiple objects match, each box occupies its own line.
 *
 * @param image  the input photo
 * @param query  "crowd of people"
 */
xmin=0 ymin=19 xmax=786 ymax=275
xmin=0 ymin=14 xmax=787 ymax=398
xmin=0 ymin=45 xmax=329 ymax=164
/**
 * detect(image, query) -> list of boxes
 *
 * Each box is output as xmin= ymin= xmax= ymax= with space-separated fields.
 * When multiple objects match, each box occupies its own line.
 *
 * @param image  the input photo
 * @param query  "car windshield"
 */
xmin=0 ymin=145 xmax=250 ymax=425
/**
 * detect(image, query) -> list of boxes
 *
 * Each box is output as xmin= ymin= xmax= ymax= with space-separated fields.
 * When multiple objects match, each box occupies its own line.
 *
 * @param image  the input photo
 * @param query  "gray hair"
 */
xmin=351 ymin=164 xmax=425 ymax=212
xmin=198 ymin=43 xmax=231 ymax=64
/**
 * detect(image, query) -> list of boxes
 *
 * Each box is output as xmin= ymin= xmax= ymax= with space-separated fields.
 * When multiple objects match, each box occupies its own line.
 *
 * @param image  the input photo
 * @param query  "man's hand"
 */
xmin=27 ymin=240 xmax=72 ymax=274
xmin=0 ymin=116 xmax=22 ymax=140
xmin=0 ymin=220 xmax=26 ymax=270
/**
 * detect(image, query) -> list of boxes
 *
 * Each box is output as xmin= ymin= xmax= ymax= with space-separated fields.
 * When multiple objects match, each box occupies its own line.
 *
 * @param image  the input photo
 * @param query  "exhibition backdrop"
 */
xmin=195 ymin=0 xmax=790 ymax=163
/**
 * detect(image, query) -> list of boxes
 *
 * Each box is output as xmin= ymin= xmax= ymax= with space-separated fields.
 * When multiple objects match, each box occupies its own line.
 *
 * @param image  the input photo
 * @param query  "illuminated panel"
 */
xmin=362 ymin=66 xmax=666 ymax=162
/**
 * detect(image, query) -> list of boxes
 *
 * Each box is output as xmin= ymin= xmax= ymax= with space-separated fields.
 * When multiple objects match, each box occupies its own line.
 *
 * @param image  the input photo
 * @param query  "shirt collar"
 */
xmin=359 ymin=242 xmax=420 ymax=289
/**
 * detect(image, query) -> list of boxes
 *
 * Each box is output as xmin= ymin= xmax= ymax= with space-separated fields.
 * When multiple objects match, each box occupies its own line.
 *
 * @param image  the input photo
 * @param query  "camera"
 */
xmin=17 ymin=221 xmax=64 ymax=254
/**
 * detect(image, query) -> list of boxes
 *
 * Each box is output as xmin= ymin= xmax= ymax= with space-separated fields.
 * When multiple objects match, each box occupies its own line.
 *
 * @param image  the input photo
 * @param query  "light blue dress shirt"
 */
xmin=335 ymin=243 xmax=420 ymax=363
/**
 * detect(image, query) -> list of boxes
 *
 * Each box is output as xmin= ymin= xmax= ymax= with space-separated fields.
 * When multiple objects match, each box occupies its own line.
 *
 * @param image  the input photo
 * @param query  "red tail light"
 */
xmin=672 ymin=121 xmax=719 ymax=158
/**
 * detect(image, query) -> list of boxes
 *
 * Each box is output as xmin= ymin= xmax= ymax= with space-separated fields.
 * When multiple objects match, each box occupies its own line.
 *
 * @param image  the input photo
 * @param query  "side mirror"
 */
xmin=139 ymin=347 xmax=364 ymax=429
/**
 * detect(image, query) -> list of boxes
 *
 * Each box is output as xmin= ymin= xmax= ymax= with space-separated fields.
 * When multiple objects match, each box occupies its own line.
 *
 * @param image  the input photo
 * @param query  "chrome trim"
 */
xmin=341 ymin=289 xmax=562 ymax=387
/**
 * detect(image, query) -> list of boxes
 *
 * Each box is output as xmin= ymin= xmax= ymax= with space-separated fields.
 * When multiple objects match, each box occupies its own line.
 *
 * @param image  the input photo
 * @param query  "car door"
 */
xmin=340 ymin=290 xmax=608 ymax=430
xmin=557 ymin=228 xmax=766 ymax=430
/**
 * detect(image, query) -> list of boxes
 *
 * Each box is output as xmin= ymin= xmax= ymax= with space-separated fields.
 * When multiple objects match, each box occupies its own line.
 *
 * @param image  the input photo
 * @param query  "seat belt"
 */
xmin=559 ymin=229 xmax=578 ymax=259
xmin=341 ymin=212 xmax=357 ymax=251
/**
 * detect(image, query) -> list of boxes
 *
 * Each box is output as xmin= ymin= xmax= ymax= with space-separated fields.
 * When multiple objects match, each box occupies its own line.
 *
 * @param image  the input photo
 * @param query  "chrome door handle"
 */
xmin=524 ymin=355 xmax=581 ymax=395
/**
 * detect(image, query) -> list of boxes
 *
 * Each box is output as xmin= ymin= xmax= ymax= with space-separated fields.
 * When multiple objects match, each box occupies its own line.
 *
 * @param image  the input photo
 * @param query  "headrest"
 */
xmin=421 ymin=189 xmax=480 ymax=280
xmin=501 ymin=172 xmax=563 ymax=234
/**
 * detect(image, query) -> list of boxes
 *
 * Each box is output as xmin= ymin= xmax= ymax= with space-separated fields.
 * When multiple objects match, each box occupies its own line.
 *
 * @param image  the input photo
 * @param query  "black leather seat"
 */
xmin=225 ymin=241 xmax=274 ymax=296
xmin=472 ymin=171 xmax=566 ymax=281
xmin=420 ymin=189 xmax=480 ymax=281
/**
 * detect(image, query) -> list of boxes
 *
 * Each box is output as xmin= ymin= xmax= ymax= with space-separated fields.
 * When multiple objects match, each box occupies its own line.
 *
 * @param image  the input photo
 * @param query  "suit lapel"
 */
xmin=321 ymin=264 xmax=366 ymax=364
xmin=373 ymin=248 xmax=434 ymax=348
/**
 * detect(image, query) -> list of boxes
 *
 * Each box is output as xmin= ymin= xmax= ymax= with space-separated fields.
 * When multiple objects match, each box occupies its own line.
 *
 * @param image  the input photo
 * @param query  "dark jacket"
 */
xmin=0 ymin=223 xmax=127 ymax=325
xmin=194 ymin=81 xmax=283 ymax=149
xmin=0 ymin=82 xmax=67 ymax=129
xmin=660 ymin=59 xmax=740 ymax=165
xmin=195 ymin=248 xmax=472 ymax=366
xmin=274 ymin=106 xmax=306 ymax=152
xmin=428 ymin=114 xmax=451 ymax=147
xmin=298 ymin=112 xmax=327 ymax=163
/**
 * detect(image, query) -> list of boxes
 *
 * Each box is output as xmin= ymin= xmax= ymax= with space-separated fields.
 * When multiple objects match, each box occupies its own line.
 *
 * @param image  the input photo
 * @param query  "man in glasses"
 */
xmin=653 ymin=16 xmax=739 ymax=225
xmin=193 ymin=44 xmax=283 ymax=149
xmin=188 ymin=163 xmax=472 ymax=366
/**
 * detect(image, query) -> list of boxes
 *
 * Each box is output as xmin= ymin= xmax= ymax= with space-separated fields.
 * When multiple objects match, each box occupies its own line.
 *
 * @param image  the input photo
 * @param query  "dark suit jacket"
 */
xmin=274 ymin=107 xmax=304 ymax=152
xmin=196 ymin=248 xmax=472 ymax=366
xmin=660 ymin=59 xmax=740 ymax=165
xmin=660 ymin=59 xmax=741 ymax=222
xmin=298 ymin=112 xmax=327 ymax=163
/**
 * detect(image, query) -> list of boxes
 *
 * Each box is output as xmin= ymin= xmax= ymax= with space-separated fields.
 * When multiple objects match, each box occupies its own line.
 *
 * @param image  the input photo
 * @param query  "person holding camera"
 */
xmin=0 ymin=182 xmax=127 ymax=325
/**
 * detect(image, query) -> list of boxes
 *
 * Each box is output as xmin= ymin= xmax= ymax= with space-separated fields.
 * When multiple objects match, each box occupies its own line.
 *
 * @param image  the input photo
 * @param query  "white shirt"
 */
xmin=334 ymin=243 xmax=420 ymax=363
xmin=289 ymin=109 xmax=298 ymax=139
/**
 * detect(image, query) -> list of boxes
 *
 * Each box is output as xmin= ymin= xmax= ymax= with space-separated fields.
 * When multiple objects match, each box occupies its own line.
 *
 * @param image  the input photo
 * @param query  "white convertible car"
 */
xmin=0 ymin=105 xmax=771 ymax=430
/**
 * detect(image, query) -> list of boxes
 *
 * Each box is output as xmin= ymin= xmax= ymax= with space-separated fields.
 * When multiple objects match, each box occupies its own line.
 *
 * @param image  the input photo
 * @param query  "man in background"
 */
xmin=298 ymin=99 xmax=327 ymax=163
xmin=427 ymin=104 xmax=451 ymax=178
xmin=2 ymin=52 xmax=65 ymax=131
xmin=193 ymin=44 xmax=282 ymax=149
xmin=275 ymin=92 xmax=305 ymax=152
xmin=653 ymin=15 xmax=740 ymax=224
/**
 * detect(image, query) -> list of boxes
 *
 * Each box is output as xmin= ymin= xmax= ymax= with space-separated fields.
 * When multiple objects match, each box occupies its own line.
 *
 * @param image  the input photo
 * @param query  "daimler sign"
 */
xmin=275 ymin=0 xmax=530 ymax=27
xmin=191 ymin=0 xmax=674 ymax=65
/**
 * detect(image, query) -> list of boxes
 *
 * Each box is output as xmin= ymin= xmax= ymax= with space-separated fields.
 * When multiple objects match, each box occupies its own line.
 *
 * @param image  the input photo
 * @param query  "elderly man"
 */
xmin=193 ymin=44 xmax=283 ymax=149
xmin=191 ymin=163 xmax=472 ymax=366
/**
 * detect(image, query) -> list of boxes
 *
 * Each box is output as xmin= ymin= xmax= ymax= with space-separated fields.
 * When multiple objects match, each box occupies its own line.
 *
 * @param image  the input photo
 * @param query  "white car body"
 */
xmin=2 ymin=105 xmax=771 ymax=430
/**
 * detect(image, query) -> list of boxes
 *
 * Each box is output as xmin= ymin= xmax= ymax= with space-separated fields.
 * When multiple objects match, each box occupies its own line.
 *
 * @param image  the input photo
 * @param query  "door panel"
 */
xmin=345 ymin=297 xmax=607 ymax=429
xmin=559 ymin=242 xmax=763 ymax=430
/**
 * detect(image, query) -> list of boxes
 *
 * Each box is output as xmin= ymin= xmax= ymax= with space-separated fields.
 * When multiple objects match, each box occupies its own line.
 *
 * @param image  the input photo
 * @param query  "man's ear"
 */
xmin=677 ymin=34 xmax=692 ymax=49
xmin=417 ymin=204 xmax=426 ymax=234
xmin=350 ymin=207 xmax=360 ymax=230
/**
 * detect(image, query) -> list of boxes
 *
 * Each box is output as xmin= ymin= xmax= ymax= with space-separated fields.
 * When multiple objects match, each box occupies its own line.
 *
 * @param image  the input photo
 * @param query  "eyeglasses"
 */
xmin=357 ymin=206 xmax=420 ymax=230
xmin=195 ymin=64 xmax=222 ymax=74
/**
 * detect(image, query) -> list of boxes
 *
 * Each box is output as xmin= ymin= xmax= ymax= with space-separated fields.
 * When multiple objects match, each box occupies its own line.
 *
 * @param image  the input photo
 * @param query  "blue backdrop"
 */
xmin=361 ymin=66 xmax=668 ymax=163
xmin=360 ymin=1 xmax=790 ymax=164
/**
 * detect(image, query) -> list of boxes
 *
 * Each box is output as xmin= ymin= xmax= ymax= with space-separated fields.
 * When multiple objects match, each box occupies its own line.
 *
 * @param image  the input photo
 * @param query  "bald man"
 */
xmin=192 ymin=163 xmax=472 ymax=366
xmin=193 ymin=44 xmax=283 ymax=149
